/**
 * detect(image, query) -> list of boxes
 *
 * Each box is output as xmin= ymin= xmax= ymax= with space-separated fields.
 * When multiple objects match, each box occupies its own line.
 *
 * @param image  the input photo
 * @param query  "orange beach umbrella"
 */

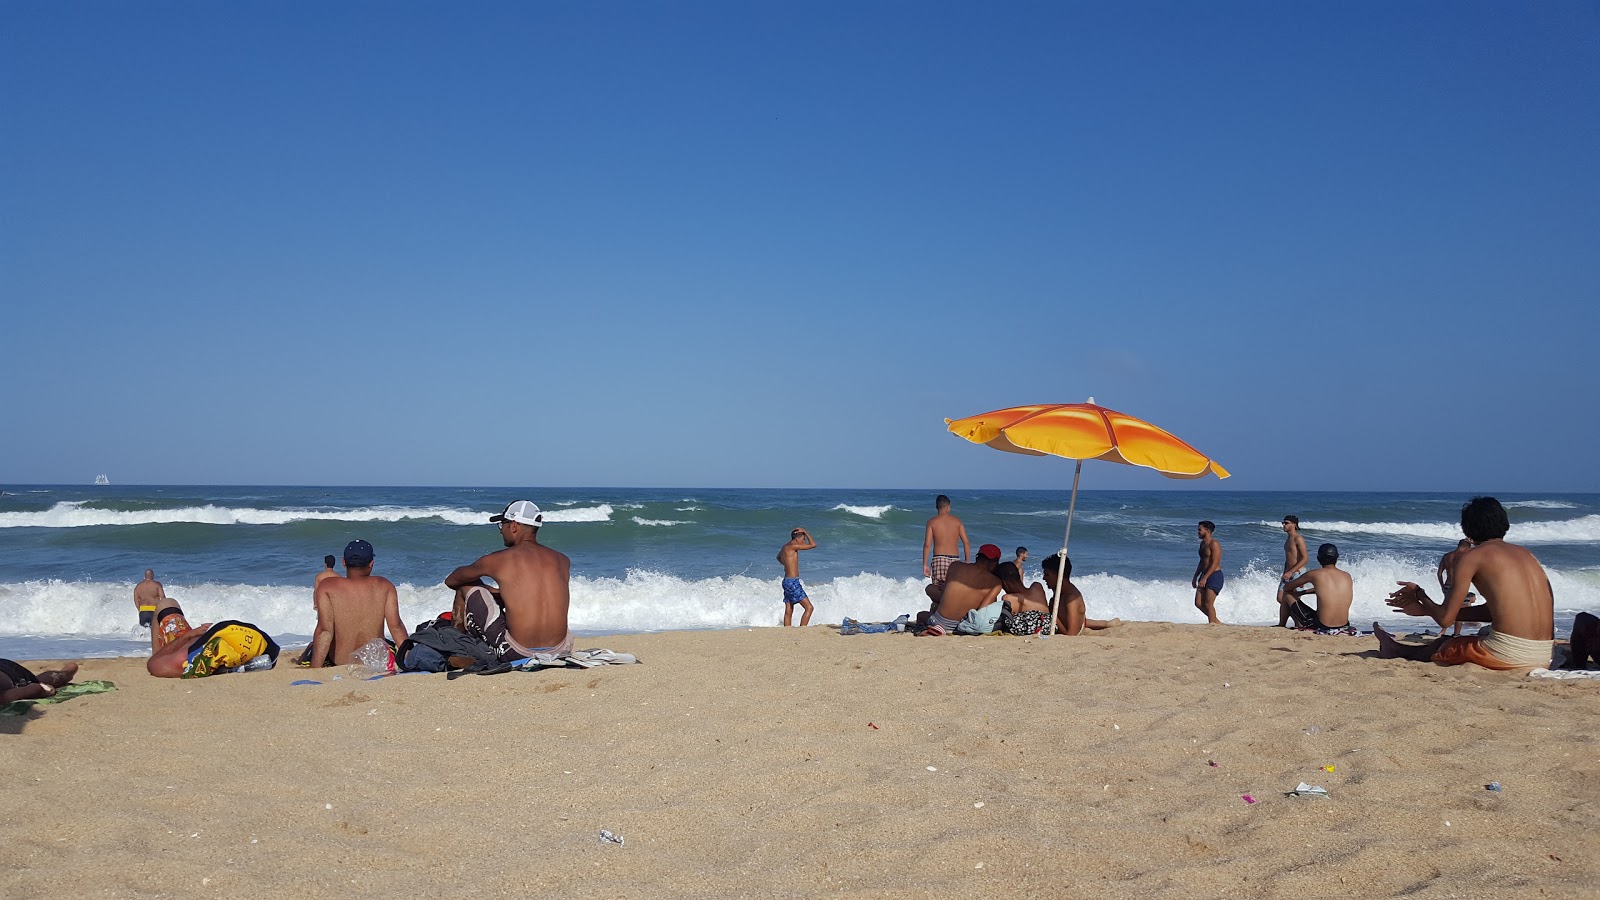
xmin=944 ymin=399 xmax=1230 ymax=635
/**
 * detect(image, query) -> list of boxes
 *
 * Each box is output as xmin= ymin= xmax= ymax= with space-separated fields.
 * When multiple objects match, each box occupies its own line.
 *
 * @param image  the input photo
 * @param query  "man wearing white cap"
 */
xmin=444 ymin=500 xmax=574 ymax=660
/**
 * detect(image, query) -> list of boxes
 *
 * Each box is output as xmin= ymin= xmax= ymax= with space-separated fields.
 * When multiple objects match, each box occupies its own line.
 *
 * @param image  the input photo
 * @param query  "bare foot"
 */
xmin=1373 ymin=622 xmax=1401 ymax=658
xmin=35 ymin=663 xmax=78 ymax=688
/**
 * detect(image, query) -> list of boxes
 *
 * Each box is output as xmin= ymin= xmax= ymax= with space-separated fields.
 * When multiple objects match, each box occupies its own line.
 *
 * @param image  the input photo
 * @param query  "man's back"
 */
xmin=316 ymin=574 xmax=401 ymax=665
xmin=926 ymin=513 xmax=965 ymax=557
xmin=477 ymin=542 xmax=572 ymax=649
xmin=134 ymin=577 xmax=163 ymax=605
xmin=935 ymin=562 xmax=1001 ymax=621
xmin=1304 ymin=567 xmax=1354 ymax=627
xmin=1456 ymin=540 xmax=1554 ymax=641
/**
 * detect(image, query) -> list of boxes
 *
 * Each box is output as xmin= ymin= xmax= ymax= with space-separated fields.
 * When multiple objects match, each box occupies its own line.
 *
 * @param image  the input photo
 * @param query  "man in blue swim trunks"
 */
xmin=1192 ymin=520 xmax=1225 ymax=625
xmin=776 ymin=527 xmax=818 ymax=626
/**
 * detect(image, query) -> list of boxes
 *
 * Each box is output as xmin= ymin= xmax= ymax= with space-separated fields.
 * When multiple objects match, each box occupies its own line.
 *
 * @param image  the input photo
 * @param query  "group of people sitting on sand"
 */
xmin=913 ymin=494 xmax=1122 ymax=637
xmin=121 ymin=500 xmax=575 ymax=679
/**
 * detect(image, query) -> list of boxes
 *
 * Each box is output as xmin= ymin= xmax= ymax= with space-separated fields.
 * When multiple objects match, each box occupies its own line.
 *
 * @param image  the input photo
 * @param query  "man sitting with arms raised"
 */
xmin=1377 ymin=496 xmax=1555 ymax=671
xmin=1280 ymin=543 xmax=1357 ymax=635
xmin=446 ymin=500 xmax=573 ymax=660
xmin=308 ymin=540 xmax=407 ymax=668
xmin=917 ymin=544 xmax=1003 ymax=636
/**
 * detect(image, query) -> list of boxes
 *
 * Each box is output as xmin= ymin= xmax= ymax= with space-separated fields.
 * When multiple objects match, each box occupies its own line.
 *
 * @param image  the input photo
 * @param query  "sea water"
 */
xmin=0 ymin=486 xmax=1594 ymax=659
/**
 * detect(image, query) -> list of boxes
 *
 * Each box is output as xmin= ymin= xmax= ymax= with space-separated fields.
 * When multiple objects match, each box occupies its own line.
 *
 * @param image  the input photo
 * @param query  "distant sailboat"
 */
xmin=94 ymin=474 xmax=110 ymax=485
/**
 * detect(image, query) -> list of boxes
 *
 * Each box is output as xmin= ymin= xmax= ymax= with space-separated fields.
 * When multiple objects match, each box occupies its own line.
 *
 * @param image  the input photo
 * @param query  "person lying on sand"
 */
xmin=917 ymin=544 xmax=1003 ymax=636
xmin=151 ymin=597 xmax=193 ymax=653
xmin=308 ymin=540 xmax=406 ymax=668
xmin=1280 ymin=544 xmax=1357 ymax=635
xmin=1042 ymin=552 xmax=1122 ymax=636
xmin=0 ymin=659 xmax=78 ymax=703
xmin=1377 ymin=497 xmax=1555 ymax=672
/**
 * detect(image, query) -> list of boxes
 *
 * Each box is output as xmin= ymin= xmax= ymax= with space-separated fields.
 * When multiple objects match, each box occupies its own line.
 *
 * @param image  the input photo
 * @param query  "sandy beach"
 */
xmin=3 ymin=623 xmax=1596 ymax=899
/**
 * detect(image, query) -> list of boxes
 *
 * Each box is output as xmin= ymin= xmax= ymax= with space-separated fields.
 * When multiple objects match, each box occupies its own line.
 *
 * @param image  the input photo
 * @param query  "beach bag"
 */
xmin=956 ymin=599 xmax=1004 ymax=635
xmin=398 ymin=619 xmax=497 ymax=672
xmin=182 ymin=621 xmax=280 ymax=678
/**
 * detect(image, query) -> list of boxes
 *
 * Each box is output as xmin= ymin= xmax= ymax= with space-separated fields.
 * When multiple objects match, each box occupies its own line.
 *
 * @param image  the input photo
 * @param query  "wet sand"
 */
xmin=3 ymin=623 xmax=1596 ymax=899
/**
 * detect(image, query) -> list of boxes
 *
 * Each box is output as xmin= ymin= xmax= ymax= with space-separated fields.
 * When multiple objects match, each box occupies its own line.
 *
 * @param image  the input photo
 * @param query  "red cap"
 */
xmin=977 ymin=544 xmax=1002 ymax=560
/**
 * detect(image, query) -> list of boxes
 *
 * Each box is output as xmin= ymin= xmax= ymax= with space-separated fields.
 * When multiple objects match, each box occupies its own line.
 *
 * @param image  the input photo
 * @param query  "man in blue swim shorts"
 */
xmin=776 ymin=527 xmax=818 ymax=626
xmin=1192 ymin=520 xmax=1225 ymax=625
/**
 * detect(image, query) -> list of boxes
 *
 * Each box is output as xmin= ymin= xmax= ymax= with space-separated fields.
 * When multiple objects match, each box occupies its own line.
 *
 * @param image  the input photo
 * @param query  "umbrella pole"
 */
xmin=1046 ymin=459 xmax=1083 ymax=637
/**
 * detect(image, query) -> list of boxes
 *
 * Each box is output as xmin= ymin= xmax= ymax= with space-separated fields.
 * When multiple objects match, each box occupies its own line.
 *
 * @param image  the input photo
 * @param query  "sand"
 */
xmin=2 ymin=623 xmax=1596 ymax=899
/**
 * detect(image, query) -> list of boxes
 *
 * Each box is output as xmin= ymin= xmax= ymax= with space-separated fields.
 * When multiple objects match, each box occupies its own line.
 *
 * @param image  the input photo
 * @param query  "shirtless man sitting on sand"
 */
xmin=1280 ymin=543 xmax=1356 ymax=635
xmin=308 ymin=540 xmax=407 ymax=668
xmin=921 ymin=495 xmax=970 ymax=605
xmin=1041 ymin=552 xmax=1122 ymax=636
xmin=1377 ymin=496 xmax=1555 ymax=672
xmin=917 ymin=544 xmax=1003 ymax=636
xmin=445 ymin=500 xmax=573 ymax=661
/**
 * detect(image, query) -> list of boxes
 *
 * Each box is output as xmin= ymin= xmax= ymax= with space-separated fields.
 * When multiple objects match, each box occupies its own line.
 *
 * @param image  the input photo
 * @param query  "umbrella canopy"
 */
xmin=945 ymin=402 xmax=1230 ymax=480
xmin=944 ymin=400 xmax=1230 ymax=634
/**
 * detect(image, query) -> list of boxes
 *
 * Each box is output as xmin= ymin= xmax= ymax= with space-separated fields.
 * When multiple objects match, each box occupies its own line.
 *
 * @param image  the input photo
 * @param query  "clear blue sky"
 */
xmin=3 ymin=1 xmax=1596 ymax=490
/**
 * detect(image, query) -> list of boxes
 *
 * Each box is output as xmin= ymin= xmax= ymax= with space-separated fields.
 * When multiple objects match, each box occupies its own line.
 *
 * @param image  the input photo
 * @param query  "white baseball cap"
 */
xmin=489 ymin=500 xmax=543 ymax=527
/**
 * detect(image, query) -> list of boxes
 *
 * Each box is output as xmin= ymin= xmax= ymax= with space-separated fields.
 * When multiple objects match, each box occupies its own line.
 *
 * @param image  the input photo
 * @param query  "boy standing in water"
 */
xmin=777 ymin=527 xmax=818 ymax=626
xmin=1192 ymin=520 xmax=1224 ymax=624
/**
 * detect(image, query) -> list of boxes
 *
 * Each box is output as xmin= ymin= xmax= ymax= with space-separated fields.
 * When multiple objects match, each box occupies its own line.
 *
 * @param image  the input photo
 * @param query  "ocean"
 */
xmin=1 ymin=486 xmax=1594 ymax=659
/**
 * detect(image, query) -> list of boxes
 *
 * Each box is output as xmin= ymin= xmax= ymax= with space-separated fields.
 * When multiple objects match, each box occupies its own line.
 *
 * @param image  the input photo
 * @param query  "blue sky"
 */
xmin=2 ymin=1 xmax=1596 ymax=490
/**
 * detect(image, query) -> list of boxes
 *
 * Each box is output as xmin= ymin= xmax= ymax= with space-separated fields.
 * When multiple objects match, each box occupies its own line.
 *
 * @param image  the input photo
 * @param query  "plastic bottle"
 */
xmin=239 ymin=654 xmax=275 ymax=673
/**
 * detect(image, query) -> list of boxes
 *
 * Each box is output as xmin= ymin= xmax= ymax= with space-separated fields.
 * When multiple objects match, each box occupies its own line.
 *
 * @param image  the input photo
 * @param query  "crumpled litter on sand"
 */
xmin=1242 ymin=794 xmax=1257 ymax=804
xmin=1528 ymin=667 xmax=1600 ymax=680
xmin=599 ymin=830 xmax=625 ymax=846
xmin=1285 ymin=782 xmax=1329 ymax=798
xmin=1486 ymin=782 xmax=1503 ymax=792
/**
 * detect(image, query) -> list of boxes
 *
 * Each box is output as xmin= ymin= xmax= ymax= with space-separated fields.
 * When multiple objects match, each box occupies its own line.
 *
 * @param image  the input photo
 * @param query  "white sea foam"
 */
xmin=1503 ymin=500 xmax=1579 ymax=510
xmin=631 ymin=517 xmax=690 ymax=527
xmin=0 ymin=501 xmax=490 ymax=529
xmin=540 ymin=505 xmax=613 ymax=523
xmin=0 ymin=501 xmax=617 ymax=529
xmin=831 ymin=504 xmax=893 ymax=519
xmin=1258 ymin=516 xmax=1600 ymax=545
xmin=6 ymin=562 xmax=1594 ymax=656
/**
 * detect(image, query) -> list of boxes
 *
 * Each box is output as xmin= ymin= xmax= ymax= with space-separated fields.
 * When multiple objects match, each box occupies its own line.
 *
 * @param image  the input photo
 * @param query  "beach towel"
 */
xmin=183 ymin=620 xmax=280 ymax=678
xmin=0 ymin=680 xmax=118 ymax=716
xmin=446 ymin=648 xmax=641 ymax=679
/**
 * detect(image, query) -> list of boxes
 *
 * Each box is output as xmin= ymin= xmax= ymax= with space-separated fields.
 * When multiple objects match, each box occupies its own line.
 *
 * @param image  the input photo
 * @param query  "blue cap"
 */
xmin=343 ymin=539 xmax=374 ymax=566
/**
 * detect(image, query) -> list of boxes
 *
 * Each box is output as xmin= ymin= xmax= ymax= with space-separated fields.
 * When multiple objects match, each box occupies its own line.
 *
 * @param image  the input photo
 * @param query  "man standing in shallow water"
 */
xmin=133 ymin=569 xmax=166 ymax=632
xmin=1378 ymin=496 xmax=1555 ymax=671
xmin=446 ymin=500 xmax=573 ymax=661
xmin=921 ymin=494 xmax=970 ymax=605
xmin=776 ymin=527 xmax=817 ymax=626
xmin=1192 ymin=521 xmax=1224 ymax=625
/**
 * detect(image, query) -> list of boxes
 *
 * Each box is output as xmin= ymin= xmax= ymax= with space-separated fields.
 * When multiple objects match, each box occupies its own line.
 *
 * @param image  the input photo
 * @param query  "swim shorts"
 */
xmin=929 ymin=555 xmax=957 ymax=586
xmin=154 ymin=608 xmax=192 ymax=649
xmin=138 ymin=608 xmax=155 ymax=628
xmin=1430 ymin=634 xmax=1547 ymax=671
xmin=782 ymin=577 xmax=808 ymax=605
xmin=1203 ymin=571 xmax=1225 ymax=595
xmin=1287 ymin=599 xmax=1320 ymax=629
xmin=1000 ymin=609 xmax=1047 ymax=636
